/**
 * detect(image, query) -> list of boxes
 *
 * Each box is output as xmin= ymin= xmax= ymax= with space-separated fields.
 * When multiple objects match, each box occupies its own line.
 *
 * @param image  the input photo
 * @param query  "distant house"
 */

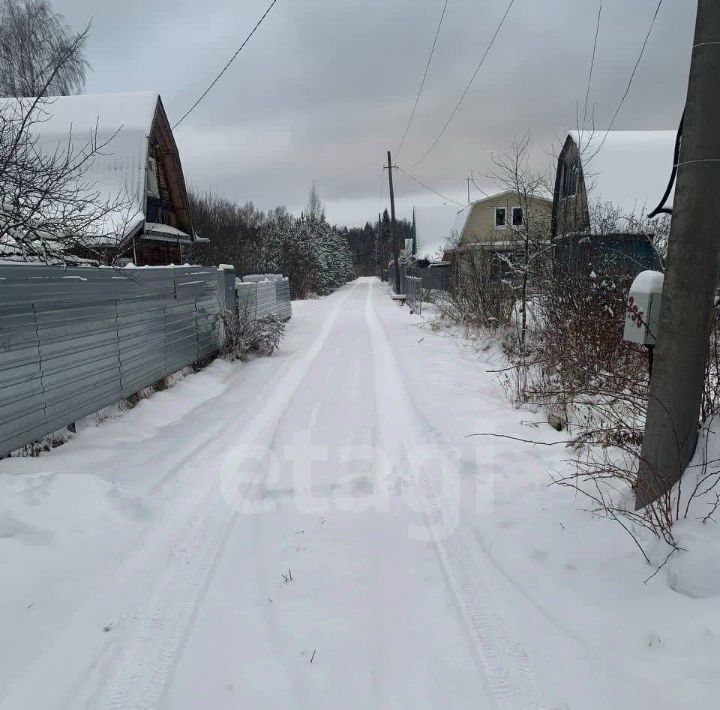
xmin=551 ymin=130 xmax=673 ymax=279
xmin=444 ymin=190 xmax=553 ymax=278
xmin=450 ymin=190 xmax=553 ymax=249
xmin=0 ymin=92 xmax=197 ymax=266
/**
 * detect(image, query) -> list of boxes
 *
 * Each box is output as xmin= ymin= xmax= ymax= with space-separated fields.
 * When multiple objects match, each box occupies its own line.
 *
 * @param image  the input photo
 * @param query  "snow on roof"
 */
xmin=452 ymin=206 xmax=471 ymax=239
xmin=414 ymin=204 xmax=465 ymax=261
xmin=144 ymin=222 xmax=192 ymax=242
xmin=570 ymin=129 xmax=677 ymax=225
xmin=0 ymin=92 xmax=160 ymax=246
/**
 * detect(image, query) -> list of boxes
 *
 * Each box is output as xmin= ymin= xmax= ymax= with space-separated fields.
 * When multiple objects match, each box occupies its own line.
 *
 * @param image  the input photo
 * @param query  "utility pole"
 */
xmin=385 ymin=150 xmax=401 ymax=294
xmin=467 ymin=176 xmax=472 ymax=205
xmin=636 ymin=0 xmax=720 ymax=508
xmin=412 ymin=207 xmax=417 ymax=256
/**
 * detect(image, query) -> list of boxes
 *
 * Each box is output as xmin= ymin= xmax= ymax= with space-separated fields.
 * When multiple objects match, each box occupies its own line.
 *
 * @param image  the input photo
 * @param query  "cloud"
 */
xmin=56 ymin=0 xmax=695 ymax=225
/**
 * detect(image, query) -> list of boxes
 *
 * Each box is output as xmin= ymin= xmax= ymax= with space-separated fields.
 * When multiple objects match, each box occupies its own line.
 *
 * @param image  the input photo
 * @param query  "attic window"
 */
xmin=147 ymin=157 xmax=160 ymax=199
xmin=495 ymin=207 xmax=507 ymax=229
xmin=512 ymin=206 xmax=524 ymax=227
xmin=562 ymin=162 xmax=578 ymax=197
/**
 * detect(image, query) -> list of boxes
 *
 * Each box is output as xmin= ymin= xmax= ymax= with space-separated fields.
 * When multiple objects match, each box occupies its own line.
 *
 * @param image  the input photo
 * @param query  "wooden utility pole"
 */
xmin=376 ymin=211 xmax=382 ymax=278
xmin=636 ymin=0 xmax=720 ymax=508
xmin=467 ymin=176 xmax=472 ymax=204
xmin=385 ymin=151 xmax=401 ymax=294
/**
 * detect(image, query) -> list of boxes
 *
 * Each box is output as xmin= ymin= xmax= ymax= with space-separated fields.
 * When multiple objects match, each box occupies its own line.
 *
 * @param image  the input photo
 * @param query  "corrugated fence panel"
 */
xmin=118 ymin=297 xmax=169 ymax=399
xmin=236 ymin=275 xmax=291 ymax=321
xmin=185 ymin=268 xmax=221 ymax=361
xmin=0 ymin=300 xmax=47 ymax=454
xmin=255 ymin=281 xmax=277 ymax=319
xmin=236 ymin=282 xmax=257 ymax=321
xmin=36 ymin=300 xmax=122 ymax=433
xmin=275 ymin=279 xmax=292 ymax=321
xmin=0 ymin=265 xmax=225 ymax=458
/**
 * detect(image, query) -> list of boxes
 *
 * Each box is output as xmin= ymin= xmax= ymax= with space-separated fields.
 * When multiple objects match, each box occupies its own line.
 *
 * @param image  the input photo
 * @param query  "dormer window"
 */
xmin=495 ymin=207 xmax=507 ymax=229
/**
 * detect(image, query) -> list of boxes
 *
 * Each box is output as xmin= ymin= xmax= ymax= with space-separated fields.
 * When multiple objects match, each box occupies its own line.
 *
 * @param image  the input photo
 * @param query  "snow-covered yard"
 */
xmin=1 ymin=277 xmax=718 ymax=709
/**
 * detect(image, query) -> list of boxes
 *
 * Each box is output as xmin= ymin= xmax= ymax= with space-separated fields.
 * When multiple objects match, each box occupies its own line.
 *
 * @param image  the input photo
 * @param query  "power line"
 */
xmin=410 ymin=0 xmax=517 ymax=169
xmin=590 ymin=0 xmax=663 ymax=156
xmin=173 ymin=0 xmax=280 ymax=129
xmin=397 ymin=166 xmax=465 ymax=207
xmin=395 ymin=0 xmax=450 ymax=157
xmin=581 ymin=1 xmax=602 ymax=129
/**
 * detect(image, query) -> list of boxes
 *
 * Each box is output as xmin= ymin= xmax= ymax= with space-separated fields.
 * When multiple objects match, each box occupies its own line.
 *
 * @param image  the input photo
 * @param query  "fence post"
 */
xmin=217 ymin=265 xmax=237 ymax=314
xmin=217 ymin=265 xmax=237 ymax=349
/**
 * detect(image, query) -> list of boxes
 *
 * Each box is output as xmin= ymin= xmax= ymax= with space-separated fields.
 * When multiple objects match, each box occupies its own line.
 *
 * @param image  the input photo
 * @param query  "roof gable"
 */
xmin=0 ymin=92 xmax=172 ymax=247
xmin=568 ymin=129 xmax=677 ymax=224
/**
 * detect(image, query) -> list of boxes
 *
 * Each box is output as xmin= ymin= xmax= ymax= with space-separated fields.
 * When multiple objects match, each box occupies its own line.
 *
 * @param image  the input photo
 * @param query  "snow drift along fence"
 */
xmin=0 ymin=265 xmax=223 ymax=458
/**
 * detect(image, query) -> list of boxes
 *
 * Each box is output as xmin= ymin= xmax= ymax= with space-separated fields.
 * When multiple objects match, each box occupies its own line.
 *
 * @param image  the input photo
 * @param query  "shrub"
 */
xmin=220 ymin=310 xmax=285 ymax=361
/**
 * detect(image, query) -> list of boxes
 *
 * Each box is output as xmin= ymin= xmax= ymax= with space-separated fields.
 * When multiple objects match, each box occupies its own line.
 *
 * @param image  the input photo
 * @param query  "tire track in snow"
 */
xmin=90 ymin=284 xmax=358 ymax=710
xmin=364 ymin=281 xmax=548 ymax=710
xmin=247 ymin=283 xmax=381 ymax=708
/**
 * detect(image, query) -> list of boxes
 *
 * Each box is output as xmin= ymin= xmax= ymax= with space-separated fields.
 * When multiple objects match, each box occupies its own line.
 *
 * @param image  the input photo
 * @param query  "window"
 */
xmin=512 ymin=206 xmax=524 ymax=227
xmin=561 ymin=162 xmax=578 ymax=197
xmin=495 ymin=207 xmax=506 ymax=229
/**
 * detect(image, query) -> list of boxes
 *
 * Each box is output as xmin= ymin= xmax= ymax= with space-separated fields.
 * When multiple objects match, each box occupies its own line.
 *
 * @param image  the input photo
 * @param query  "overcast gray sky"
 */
xmin=56 ymin=0 xmax=695 ymax=226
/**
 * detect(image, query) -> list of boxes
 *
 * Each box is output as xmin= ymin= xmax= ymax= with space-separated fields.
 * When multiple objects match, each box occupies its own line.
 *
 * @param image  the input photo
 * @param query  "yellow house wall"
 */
xmin=460 ymin=192 xmax=552 ymax=245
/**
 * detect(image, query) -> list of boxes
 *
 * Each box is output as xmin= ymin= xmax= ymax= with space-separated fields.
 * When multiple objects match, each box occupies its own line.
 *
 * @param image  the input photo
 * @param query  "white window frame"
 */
xmin=494 ymin=206 xmax=507 ymax=230
xmin=511 ymin=205 xmax=524 ymax=229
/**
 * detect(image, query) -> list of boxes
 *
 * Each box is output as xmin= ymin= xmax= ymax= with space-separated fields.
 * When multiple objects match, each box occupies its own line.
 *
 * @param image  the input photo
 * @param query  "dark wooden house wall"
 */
xmin=552 ymin=136 xmax=590 ymax=238
xmin=144 ymin=101 xmax=193 ymax=237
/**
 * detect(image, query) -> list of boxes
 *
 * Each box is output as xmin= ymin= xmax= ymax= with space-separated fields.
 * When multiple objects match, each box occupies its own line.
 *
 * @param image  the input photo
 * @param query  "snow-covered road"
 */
xmin=2 ymin=278 xmax=718 ymax=709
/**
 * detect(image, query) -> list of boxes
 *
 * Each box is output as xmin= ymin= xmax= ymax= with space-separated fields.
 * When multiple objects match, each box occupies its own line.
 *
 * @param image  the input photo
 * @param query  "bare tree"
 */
xmin=0 ymin=0 xmax=89 ymax=98
xmin=488 ymin=134 xmax=553 ymax=357
xmin=0 ymin=35 xmax=132 ymax=264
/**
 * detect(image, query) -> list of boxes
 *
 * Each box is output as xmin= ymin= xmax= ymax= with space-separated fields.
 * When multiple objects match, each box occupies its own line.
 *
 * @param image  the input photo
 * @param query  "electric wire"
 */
xmin=410 ymin=0 xmax=517 ymax=169
xmin=397 ymin=166 xmax=465 ymax=207
xmin=589 ymin=0 xmax=664 ymax=158
xmin=581 ymin=2 xmax=602 ymax=129
xmin=173 ymin=0 xmax=280 ymax=129
xmin=395 ymin=0 xmax=450 ymax=157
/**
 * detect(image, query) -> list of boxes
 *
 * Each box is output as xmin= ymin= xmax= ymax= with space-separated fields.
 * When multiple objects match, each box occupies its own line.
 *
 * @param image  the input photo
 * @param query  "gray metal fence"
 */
xmin=0 ymin=264 xmax=226 ymax=457
xmin=388 ymin=263 xmax=408 ymax=295
xmin=406 ymin=276 xmax=423 ymax=315
xmin=236 ymin=275 xmax=292 ymax=321
xmin=0 ymin=265 xmax=294 ymax=457
xmin=389 ymin=263 xmax=450 ymax=294
xmin=406 ymin=264 xmax=450 ymax=291
xmin=0 ymin=264 xmax=222 ymax=455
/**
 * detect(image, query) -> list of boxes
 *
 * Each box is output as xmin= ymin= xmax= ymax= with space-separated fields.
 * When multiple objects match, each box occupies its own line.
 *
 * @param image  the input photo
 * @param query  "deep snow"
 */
xmin=0 ymin=278 xmax=718 ymax=709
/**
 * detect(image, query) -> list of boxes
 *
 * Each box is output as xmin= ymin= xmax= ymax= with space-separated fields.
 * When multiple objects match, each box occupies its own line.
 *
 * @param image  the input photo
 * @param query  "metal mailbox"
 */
xmin=624 ymin=270 xmax=664 ymax=346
